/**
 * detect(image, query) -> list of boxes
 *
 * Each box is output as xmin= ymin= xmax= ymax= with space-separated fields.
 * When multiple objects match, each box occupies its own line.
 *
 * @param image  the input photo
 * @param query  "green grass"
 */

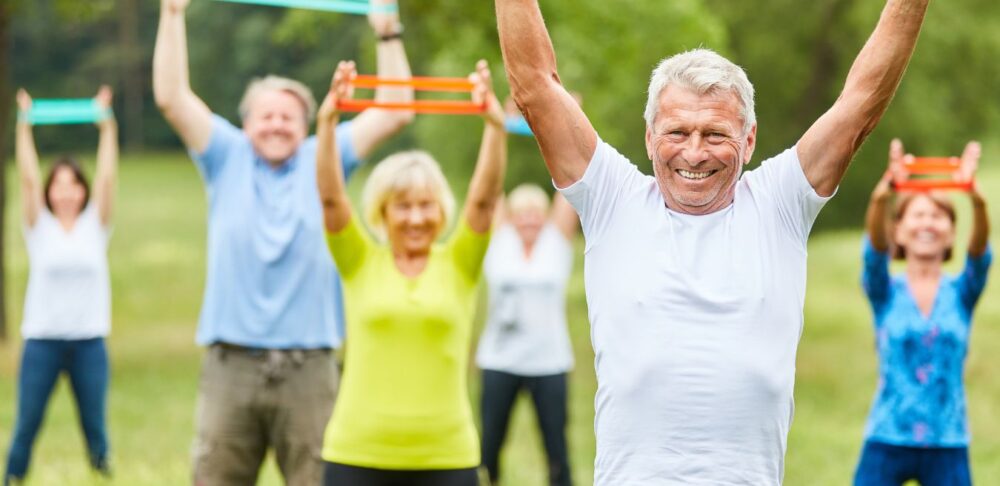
xmin=0 ymin=151 xmax=998 ymax=485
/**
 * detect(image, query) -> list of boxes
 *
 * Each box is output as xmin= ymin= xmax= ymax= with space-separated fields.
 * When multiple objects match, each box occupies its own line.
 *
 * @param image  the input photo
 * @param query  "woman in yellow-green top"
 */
xmin=315 ymin=59 xmax=507 ymax=486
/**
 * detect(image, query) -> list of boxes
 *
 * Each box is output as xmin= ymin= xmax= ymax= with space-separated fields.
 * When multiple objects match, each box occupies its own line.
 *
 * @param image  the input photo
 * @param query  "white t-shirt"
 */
xmin=476 ymin=223 xmax=575 ymax=376
xmin=560 ymin=141 xmax=830 ymax=485
xmin=22 ymin=205 xmax=112 ymax=340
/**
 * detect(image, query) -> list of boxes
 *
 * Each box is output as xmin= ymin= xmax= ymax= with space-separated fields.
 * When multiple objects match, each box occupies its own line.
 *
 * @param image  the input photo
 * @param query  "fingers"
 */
xmin=331 ymin=60 xmax=356 ymax=101
xmin=888 ymin=138 xmax=904 ymax=166
xmin=95 ymin=85 xmax=114 ymax=108
xmin=16 ymin=88 xmax=31 ymax=111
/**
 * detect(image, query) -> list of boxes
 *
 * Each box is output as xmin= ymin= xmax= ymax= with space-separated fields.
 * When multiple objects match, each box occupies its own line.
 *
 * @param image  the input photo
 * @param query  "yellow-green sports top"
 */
xmin=321 ymin=214 xmax=489 ymax=470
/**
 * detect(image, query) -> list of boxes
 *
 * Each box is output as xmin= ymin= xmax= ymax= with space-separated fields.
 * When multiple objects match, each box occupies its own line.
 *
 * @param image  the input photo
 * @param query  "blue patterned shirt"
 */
xmin=861 ymin=237 xmax=992 ymax=447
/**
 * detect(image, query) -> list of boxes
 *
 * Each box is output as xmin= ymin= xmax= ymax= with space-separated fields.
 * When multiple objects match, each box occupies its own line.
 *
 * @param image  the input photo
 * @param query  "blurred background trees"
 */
xmin=6 ymin=0 xmax=1000 ymax=226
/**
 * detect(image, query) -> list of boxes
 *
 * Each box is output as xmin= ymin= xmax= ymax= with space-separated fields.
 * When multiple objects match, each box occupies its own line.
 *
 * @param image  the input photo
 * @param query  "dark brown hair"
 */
xmin=891 ymin=193 xmax=956 ymax=261
xmin=43 ymin=156 xmax=90 ymax=214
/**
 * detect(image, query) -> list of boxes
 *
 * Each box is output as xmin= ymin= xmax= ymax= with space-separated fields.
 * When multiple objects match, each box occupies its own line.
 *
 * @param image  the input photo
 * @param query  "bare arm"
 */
xmin=865 ymin=139 xmax=906 ymax=252
xmin=550 ymin=192 xmax=578 ymax=241
xmin=340 ymin=0 xmax=414 ymax=159
xmin=464 ymin=61 xmax=508 ymax=234
xmin=153 ymin=0 xmax=213 ymax=153
xmin=496 ymin=0 xmax=596 ymax=188
xmin=316 ymin=62 xmax=357 ymax=233
xmin=960 ymin=141 xmax=990 ymax=257
xmin=92 ymin=86 xmax=118 ymax=226
xmin=15 ymin=89 xmax=42 ymax=226
xmin=798 ymin=0 xmax=929 ymax=197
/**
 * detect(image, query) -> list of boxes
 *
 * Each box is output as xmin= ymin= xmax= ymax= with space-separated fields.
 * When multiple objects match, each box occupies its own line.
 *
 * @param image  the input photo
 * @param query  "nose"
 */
xmin=680 ymin=132 xmax=709 ymax=166
xmin=405 ymin=207 xmax=426 ymax=226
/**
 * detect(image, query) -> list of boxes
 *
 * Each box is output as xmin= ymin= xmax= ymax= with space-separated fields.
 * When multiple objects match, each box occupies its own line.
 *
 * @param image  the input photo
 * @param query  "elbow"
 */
xmin=509 ymin=70 xmax=561 ymax=116
xmin=388 ymin=109 xmax=416 ymax=131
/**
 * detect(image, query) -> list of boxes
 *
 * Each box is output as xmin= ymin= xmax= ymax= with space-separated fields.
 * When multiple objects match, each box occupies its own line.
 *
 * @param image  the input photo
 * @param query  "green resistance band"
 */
xmin=19 ymin=99 xmax=113 ymax=126
xmin=212 ymin=0 xmax=397 ymax=15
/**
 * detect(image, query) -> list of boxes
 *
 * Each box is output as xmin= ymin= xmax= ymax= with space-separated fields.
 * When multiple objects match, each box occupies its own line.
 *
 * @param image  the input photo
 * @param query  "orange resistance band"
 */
xmin=337 ymin=76 xmax=486 ymax=114
xmin=892 ymin=156 xmax=973 ymax=192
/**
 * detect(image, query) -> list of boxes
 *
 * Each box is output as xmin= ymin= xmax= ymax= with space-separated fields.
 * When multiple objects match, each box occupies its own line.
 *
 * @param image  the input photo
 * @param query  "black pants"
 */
xmin=323 ymin=462 xmax=478 ymax=486
xmin=480 ymin=369 xmax=572 ymax=486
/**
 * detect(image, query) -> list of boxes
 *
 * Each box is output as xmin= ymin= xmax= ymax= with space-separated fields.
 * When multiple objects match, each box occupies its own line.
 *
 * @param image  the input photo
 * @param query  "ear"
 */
xmin=645 ymin=125 xmax=654 ymax=161
xmin=742 ymin=123 xmax=757 ymax=165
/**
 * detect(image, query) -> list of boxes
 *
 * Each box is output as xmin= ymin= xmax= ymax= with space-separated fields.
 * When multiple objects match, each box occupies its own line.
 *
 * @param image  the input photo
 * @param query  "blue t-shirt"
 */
xmin=191 ymin=114 xmax=360 ymax=349
xmin=861 ymin=236 xmax=992 ymax=447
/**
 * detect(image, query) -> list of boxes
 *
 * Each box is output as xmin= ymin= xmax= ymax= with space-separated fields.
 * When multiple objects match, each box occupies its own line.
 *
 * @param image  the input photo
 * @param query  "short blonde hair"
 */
xmin=361 ymin=150 xmax=456 ymax=241
xmin=507 ymin=183 xmax=550 ymax=215
xmin=238 ymin=75 xmax=317 ymax=124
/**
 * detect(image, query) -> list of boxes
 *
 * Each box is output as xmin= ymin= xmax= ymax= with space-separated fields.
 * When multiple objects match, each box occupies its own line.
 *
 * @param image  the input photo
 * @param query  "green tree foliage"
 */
xmin=10 ymin=0 xmax=1000 ymax=228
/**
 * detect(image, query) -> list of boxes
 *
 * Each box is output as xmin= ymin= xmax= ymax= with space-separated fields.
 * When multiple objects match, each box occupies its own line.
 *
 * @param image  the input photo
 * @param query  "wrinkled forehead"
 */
xmin=247 ymin=89 xmax=308 ymax=121
xmin=654 ymin=85 xmax=744 ymax=128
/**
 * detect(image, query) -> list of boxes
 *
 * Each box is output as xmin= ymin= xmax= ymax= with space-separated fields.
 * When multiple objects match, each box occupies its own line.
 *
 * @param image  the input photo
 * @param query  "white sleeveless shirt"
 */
xmin=21 ymin=205 xmax=111 ymax=340
xmin=475 ymin=223 xmax=575 ymax=376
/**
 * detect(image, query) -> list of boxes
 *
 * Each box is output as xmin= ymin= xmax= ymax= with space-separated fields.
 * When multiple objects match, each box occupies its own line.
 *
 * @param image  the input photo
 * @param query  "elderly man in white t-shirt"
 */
xmin=496 ymin=1 xmax=929 ymax=484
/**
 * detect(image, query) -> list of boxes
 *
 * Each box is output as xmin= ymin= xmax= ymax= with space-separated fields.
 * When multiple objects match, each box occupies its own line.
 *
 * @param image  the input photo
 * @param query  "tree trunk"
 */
xmin=0 ymin=0 xmax=12 ymax=342
xmin=118 ymin=0 xmax=143 ymax=149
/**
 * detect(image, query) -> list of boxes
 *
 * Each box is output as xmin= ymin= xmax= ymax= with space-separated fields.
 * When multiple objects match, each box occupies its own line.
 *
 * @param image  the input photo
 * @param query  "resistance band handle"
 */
xmin=337 ymin=100 xmax=486 ymax=114
xmin=211 ymin=0 xmax=397 ymax=15
xmin=891 ymin=179 xmax=973 ymax=192
xmin=350 ymin=76 xmax=476 ymax=92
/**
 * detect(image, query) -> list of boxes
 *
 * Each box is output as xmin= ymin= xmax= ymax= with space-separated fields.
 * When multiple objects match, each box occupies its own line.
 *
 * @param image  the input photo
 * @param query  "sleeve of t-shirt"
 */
xmin=302 ymin=120 xmax=362 ymax=180
xmin=746 ymin=146 xmax=834 ymax=247
xmin=190 ymin=114 xmax=245 ymax=185
xmin=325 ymin=215 xmax=373 ymax=280
xmin=448 ymin=218 xmax=492 ymax=283
xmin=861 ymin=235 xmax=892 ymax=314
xmin=556 ymin=140 xmax=649 ymax=248
xmin=956 ymin=244 xmax=993 ymax=312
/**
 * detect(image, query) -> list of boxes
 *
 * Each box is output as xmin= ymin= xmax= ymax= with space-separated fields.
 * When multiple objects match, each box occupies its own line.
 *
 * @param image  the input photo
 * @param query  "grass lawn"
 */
xmin=0 ymin=150 xmax=997 ymax=485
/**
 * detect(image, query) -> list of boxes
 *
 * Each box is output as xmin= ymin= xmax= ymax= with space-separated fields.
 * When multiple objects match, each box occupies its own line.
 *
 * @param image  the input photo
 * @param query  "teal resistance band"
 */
xmin=212 ymin=0 xmax=397 ymax=15
xmin=19 ymin=99 xmax=112 ymax=126
xmin=505 ymin=115 xmax=534 ymax=137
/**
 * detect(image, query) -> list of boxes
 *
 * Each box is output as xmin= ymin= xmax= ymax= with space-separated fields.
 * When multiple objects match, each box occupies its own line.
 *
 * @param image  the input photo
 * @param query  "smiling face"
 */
xmin=893 ymin=194 xmax=956 ymax=262
xmin=512 ymin=206 xmax=547 ymax=248
xmin=384 ymin=186 xmax=445 ymax=256
xmin=645 ymin=84 xmax=756 ymax=215
xmin=242 ymin=89 xmax=309 ymax=166
xmin=46 ymin=165 xmax=88 ymax=220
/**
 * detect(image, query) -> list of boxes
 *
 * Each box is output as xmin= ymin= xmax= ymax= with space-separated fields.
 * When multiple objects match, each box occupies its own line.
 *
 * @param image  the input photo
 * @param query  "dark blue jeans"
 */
xmin=4 ymin=338 xmax=110 ymax=482
xmin=854 ymin=440 xmax=972 ymax=486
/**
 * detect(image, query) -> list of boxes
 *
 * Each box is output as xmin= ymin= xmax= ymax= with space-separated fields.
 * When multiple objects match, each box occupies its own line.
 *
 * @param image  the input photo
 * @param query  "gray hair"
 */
xmin=644 ymin=48 xmax=756 ymax=135
xmin=238 ymin=75 xmax=317 ymax=124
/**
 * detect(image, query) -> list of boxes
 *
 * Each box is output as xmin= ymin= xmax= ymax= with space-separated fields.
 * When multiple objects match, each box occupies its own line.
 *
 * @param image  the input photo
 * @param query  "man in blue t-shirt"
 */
xmin=153 ymin=0 xmax=413 ymax=483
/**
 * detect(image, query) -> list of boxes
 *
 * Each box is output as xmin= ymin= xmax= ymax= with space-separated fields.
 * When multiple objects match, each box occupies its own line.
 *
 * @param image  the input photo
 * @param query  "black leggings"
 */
xmin=323 ymin=462 xmax=479 ymax=486
xmin=480 ymin=369 xmax=573 ymax=486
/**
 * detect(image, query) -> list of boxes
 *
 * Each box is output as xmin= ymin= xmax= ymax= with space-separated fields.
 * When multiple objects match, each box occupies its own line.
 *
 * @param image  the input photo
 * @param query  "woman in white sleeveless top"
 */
xmin=4 ymin=87 xmax=117 ymax=483
xmin=476 ymin=184 xmax=578 ymax=486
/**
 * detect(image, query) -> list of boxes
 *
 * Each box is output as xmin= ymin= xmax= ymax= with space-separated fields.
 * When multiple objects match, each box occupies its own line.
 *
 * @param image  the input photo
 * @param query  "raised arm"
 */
xmin=551 ymin=192 xmax=578 ymax=241
xmin=865 ymin=139 xmax=905 ymax=252
xmin=92 ymin=86 xmax=118 ymax=226
xmin=464 ymin=61 xmax=508 ymax=234
xmin=798 ymin=0 xmax=929 ymax=197
xmin=316 ymin=62 xmax=357 ymax=234
xmin=496 ymin=0 xmax=596 ymax=188
xmin=960 ymin=141 xmax=990 ymax=257
xmin=15 ymin=89 xmax=43 ymax=226
xmin=340 ymin=0 xmax=414 ymax=159
xmin=153 ymin=0 xmax=213 ymax=153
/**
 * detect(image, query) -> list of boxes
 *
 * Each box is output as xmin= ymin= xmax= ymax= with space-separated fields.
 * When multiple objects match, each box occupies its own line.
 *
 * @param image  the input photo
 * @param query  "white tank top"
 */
xmin=476 ymin=223 xmax=574 ymax=375
xmin=21 ymin=205 xmax=111 ymax=340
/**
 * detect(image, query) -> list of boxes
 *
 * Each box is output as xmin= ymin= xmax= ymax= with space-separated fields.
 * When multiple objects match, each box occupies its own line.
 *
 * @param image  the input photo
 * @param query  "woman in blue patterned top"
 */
xmin=854 ymin=139 xmax=992 ymax=486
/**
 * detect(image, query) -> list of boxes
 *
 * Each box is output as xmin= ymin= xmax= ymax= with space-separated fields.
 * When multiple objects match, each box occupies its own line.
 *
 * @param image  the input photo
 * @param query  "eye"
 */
xmin=664 ymin=130 xmax=686 ymax=142
xmin=706 ymin=132 xmax=728 ymax=143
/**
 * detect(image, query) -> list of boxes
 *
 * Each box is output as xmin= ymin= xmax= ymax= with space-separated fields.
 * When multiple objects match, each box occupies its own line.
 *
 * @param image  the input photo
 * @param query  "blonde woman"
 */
xmin=5 ymin=87 xmax=117 ymax=483
xmin=315 ymin=59 xmax=506 ymax=485
xmin=476 ymin=185 xmax=578 ymax=486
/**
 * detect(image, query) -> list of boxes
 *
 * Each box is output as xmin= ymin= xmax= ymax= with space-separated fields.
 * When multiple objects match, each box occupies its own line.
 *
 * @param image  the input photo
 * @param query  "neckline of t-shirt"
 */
xmin=663 ymin=203 xmax=735 ymax=221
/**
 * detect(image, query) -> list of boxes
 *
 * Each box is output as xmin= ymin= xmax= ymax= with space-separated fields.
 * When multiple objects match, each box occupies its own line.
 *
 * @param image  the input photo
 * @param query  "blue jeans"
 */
xmin=854 ymin=440 xmax=972 ymax=486
xmin=4 ymin=338 xmax=110 ymax=482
